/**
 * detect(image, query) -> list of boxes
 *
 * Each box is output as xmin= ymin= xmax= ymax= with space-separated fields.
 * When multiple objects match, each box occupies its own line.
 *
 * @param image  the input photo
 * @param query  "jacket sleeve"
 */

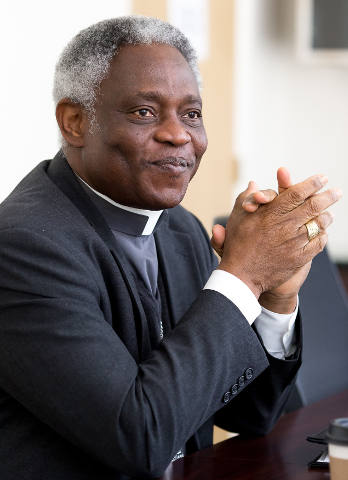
xmin=214 ymin=330 xmax=302 ymax=435
xmin=195 ymin=212 xmax=302 ymax=435
xmin=193 ymin=213 xmax=302 ymax=437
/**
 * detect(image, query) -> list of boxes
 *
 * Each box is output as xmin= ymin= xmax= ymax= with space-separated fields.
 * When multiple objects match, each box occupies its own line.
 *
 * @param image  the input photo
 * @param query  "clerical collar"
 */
xmin=76 ymin=175 xmax=164 ymax=236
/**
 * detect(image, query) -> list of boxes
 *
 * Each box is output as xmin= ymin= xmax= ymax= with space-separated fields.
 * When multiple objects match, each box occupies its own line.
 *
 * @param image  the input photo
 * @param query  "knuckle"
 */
xmin=267 ymin=203 xmax=286 ymax=217
xmin=306 ymin=196 xmax=320 ymax=216
xmin=265 ymin=189 xmax=277 ymax=199
xmin=287 ymin=188 xmax=303 ymax=206
xmin=321 ymin=211 xmax=333 ymax=228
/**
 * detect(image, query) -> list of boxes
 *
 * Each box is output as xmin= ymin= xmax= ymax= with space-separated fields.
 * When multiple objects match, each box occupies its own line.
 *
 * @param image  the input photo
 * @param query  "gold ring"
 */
xmin=305 ymin=219 xmax=320 ymax=241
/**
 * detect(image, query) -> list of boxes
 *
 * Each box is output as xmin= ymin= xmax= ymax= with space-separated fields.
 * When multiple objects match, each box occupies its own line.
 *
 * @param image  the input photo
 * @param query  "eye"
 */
xmin=183 ymin=111 xmax=202 ymax=120
xmin=133 ymin=108 xmax=154 ymax=118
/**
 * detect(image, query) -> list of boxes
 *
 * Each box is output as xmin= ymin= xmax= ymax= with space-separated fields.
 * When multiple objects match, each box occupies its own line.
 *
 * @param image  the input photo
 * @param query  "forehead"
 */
xmin=98 ymin=43 xmax=200 ymax=103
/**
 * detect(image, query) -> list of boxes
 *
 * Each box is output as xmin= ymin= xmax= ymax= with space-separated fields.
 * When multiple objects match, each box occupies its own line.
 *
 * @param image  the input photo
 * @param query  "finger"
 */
xmin=291 ymin=189 xmax=342 ymax=227
xmin=237 ymin=180 xmax=259 ymax=204
xmin=247 ymin=180 xmax=259 ymax=193
xmin=235 ymin=180 xmax=259 ymax=212
xmin=242 ymin=189 xmax=278 ymax=212
xmin=211 ymin=224 xmax=226 ymax=257
xmin=286 ymin=231 xmax=329 ymax=267
xmin=295 ymin=211 xmax=334 ymax=248
xmin=211 ymin=224 xmax=226 ymax=248
xmin=277 ymin=167 xmax=292 ymax=194
xmin=302 ymin=231 xmax=329 ymax=263
xmin=315 ymin=210 xmax=334 ymax=231
xmin=275 ymin=174 xmax=329 ymax=213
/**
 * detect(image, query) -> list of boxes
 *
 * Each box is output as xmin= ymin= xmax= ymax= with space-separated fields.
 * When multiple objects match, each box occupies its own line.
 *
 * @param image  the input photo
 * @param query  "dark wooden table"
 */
xmin=160 ymin=390 xmax=348 ymax=480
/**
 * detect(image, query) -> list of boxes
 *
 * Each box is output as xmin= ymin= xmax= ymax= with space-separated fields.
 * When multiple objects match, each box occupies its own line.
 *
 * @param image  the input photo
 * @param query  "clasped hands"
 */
xmin=211 ymin=168 xmax=342 ymax=314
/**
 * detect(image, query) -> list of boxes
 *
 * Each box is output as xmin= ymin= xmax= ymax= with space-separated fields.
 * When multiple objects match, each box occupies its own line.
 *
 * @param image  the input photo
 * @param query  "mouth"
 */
xmin=150 ymin=157 xmax=194 ymax=174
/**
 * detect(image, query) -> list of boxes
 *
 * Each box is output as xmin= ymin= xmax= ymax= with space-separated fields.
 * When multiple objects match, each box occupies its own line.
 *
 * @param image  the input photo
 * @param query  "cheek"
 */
xmin=108 ymin=133 xmax=150 ymax=170
xmin=189 ymin=158 xmax=201 ymax=182
xmin=189 ymin=131 xmax=207 ymax=179
xmin=194 ymin=129 xmax=208 ymax=158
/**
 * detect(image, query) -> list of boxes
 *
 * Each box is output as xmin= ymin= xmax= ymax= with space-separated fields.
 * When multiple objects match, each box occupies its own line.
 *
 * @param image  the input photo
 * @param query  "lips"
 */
xmin=150 ymin=157 xmax=194 ymax=174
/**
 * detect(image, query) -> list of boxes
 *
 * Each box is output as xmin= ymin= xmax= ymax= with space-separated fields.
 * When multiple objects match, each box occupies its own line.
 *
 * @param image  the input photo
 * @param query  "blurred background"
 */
xmin=0 ymin=0 xmax=347 ymax=262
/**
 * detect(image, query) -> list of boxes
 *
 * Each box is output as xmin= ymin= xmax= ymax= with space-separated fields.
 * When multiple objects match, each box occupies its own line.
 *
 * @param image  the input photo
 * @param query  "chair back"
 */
xmin=285 ymin=248 xmax=348 ymax=411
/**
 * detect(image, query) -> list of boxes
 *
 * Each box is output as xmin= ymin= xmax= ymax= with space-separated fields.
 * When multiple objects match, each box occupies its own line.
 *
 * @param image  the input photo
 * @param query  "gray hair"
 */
xmin=53 ymin=15 xmax=200 ymax=117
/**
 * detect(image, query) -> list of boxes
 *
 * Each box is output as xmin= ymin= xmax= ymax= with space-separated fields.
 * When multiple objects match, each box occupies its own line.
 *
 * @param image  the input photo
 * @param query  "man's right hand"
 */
xmin=217 ymin=174 xmax=342 ymax=299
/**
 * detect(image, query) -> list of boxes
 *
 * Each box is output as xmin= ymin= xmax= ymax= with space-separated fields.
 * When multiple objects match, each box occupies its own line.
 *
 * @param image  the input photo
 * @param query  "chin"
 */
xmin=144 ymin=188 xmax=188 ymax=211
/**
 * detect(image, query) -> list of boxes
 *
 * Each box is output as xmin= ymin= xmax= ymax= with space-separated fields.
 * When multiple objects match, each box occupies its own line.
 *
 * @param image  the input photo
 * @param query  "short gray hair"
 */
xmin=53 ymin=15 xmax=200 ymax=116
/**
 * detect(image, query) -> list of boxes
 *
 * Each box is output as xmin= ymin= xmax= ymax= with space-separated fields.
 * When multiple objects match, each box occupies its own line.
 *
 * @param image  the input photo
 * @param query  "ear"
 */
xmin=55 ymin=99 xmax=88 ymax=147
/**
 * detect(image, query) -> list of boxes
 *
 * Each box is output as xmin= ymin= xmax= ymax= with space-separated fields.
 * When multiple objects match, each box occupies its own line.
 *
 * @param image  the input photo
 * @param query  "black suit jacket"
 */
xmin=0 ymin=152 xmax=301 ymax=479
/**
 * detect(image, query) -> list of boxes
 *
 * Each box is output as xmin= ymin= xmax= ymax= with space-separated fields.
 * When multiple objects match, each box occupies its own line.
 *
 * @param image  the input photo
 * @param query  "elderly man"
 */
xmin=0 ymin=16 xmax=340 ymax=480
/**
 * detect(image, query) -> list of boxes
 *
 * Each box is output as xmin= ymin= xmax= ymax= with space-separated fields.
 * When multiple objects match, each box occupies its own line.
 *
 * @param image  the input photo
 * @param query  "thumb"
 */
xmin=277 ymin=167 xmax=292 ymax=194
xmin=211 ymin=224 xmax=226 ymax=257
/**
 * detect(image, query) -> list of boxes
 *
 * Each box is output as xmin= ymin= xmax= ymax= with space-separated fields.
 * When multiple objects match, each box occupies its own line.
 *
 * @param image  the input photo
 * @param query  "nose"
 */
xmin=154 ymin=115 xmax=191 ymax=146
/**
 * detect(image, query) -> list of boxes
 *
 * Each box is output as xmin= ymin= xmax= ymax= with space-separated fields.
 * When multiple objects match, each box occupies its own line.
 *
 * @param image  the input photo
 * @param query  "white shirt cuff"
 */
xmin=203 ymin=269 xmax=261 ymax=324
xmin=254 ymin=300 xmax=298 ymax=359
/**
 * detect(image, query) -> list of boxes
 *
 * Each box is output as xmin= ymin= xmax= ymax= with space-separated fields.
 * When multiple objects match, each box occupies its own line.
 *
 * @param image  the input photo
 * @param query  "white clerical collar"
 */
xmin=77 ymin=175 xmax=163 ymax=235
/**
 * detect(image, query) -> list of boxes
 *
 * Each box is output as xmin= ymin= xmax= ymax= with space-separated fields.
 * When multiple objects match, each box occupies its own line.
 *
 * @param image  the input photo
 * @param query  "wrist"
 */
xmin=217 ymin=263 xmax=262 ymax=299
xmin=259 ymin=291 xmax=297 ymax=314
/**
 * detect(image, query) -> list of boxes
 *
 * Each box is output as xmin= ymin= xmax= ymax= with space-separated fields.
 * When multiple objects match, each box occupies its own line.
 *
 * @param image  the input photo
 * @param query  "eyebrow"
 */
xmin=131 ymin=91 xmax=202 ymax=106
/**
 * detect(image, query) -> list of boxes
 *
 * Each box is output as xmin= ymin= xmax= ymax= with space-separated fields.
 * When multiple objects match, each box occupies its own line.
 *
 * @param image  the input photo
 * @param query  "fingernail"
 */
xmin=319 ymin=175 xmax=328 ymax=185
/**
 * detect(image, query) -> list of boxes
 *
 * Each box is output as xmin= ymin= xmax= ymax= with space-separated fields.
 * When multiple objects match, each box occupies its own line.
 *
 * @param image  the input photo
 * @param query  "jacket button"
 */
xmin=245 ymin=368 xmax=254 ymax=380
xmin=231 ymin=384 xmax=238 ymax=395
xmin=223 ymin=391 xmax=232 ymax=403
xmin=238 ymin=375 xmax=245 ymax=387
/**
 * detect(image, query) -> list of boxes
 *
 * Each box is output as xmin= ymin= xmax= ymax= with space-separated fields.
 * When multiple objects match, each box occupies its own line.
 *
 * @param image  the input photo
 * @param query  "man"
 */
xmin=0 ymin=16 xmax=340 ymax=480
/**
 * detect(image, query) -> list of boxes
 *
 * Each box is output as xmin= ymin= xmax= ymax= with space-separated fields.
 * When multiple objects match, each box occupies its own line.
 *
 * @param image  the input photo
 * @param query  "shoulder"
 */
xmin=0 ymin=159 xmax=92 ymax=236
xmin=0 ymin=159 xmax=105 ymax=280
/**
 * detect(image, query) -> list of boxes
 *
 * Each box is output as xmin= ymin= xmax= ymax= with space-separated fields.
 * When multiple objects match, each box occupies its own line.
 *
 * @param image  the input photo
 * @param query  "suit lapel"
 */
xmin=155 ymin=217 xmax=203 ymax=327
xmin=46 ymin=151 xmax=152 ymax=361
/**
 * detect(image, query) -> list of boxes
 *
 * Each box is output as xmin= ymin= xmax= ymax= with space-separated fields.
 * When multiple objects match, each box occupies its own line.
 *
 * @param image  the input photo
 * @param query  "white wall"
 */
xmin=0 ymin=0 xmax=130 ymax=202
xmin=234 ymin=0 xmax=348 ymax=261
